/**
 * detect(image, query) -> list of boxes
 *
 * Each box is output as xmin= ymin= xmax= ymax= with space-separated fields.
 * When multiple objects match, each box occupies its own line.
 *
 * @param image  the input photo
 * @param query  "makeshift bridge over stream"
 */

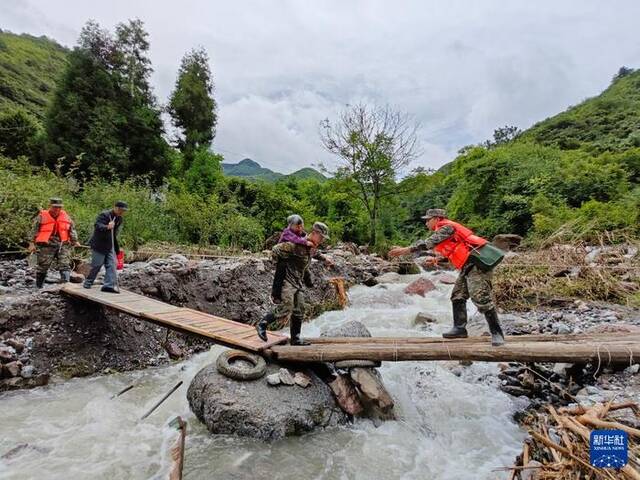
xmin=61 ymin=284 xmax=640 ymax=365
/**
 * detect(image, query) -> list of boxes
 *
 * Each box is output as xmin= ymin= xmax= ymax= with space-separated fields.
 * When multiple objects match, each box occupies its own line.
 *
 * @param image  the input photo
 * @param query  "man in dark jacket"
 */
xmin=83 ymin=201 xmax=128 ymax=293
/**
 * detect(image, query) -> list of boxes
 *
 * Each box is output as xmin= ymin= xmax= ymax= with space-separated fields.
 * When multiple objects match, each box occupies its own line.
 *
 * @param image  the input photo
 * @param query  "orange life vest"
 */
xmin=35 ymin=209 xmax=72 ymax=244
xmin=432 ymin=219 xmax=488 ymax=270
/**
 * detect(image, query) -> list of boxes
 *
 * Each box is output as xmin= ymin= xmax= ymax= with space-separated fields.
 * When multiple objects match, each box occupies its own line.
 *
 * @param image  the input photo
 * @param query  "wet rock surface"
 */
xmin=321 ymin=320 xmax=395 ymax=420
xmin=187 ymin=362 xmax=348 ymax=441
xmin=487 ymin=302 xmax=640 ymax=420
xmin=403 ymin=277 xmax=436 ymax=297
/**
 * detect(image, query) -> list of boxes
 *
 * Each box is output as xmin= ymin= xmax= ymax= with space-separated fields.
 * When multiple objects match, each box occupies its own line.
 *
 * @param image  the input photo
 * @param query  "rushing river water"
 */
xmin=0 ymin=272 xmax=526 ymax=480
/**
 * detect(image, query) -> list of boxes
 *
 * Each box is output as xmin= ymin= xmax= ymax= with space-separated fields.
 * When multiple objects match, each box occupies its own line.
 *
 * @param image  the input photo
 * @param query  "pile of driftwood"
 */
xmin=508 ymin=401 xmax=640 ymax=479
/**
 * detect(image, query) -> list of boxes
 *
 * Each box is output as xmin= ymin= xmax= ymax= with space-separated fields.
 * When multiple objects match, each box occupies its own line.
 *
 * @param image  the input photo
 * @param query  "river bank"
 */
xmin=1 ymin=244 xmax=639 ymax=478
xmin=0 ymin=248 xmax=391 ymax=391
xmin=1 ymin=271 xmax=527 ymax=480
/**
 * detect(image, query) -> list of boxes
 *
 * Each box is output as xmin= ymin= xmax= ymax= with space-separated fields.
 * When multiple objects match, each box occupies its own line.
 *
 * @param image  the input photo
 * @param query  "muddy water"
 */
xmin=0 ymin=272 xmax=525 ymax=479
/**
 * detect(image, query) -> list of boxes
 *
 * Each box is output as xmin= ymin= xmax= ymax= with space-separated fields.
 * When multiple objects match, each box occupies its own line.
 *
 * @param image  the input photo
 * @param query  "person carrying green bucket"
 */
xmin=388 ymin=208 xmax=506 ymax=346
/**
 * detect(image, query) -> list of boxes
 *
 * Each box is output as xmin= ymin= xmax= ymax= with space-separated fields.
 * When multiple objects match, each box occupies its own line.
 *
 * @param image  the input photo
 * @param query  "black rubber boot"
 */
xmin=484 ymin=308 xmax=505 ymax=346
xmin=256 ymin=312 xmax=274 ymax=342
xmin=290 ymin=315 xmax=309 ymax=346
xmin=443 ymin=300 xmax=469 ymax=339
xmin=100 ymin=286 xmax=120 ymax=293
xmin=35 ymin=272 xmax=46 ymax=289
xmin=60 ymin=270 xmax=70 ymax=283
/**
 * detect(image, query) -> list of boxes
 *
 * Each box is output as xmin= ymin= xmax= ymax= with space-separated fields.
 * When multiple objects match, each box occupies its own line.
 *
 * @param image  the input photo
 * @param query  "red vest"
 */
xmin=35 ymin=210 xmax=72 ymax=243
xmin=433 ymin=219 xmax=487 ymax=270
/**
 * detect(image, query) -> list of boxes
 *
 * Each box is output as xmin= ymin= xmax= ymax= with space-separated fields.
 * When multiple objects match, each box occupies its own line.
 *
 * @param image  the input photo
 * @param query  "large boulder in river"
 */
xmin=321 ymin=320 xmax=372 ymax=338
xmin=187 ymin=362 xmax=348 ymax=441
xmin=404 ymin=277 xmax=436 ymax=297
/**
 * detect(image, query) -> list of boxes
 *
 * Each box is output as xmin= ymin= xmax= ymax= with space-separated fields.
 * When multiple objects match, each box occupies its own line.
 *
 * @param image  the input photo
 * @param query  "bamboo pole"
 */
xmin=140 ymin=381 xmax=183 ymax=420
xmin=269 ymin=340 xmax=640 ymax=364
xmin=111 ymin=384 xmax=135 ymax=399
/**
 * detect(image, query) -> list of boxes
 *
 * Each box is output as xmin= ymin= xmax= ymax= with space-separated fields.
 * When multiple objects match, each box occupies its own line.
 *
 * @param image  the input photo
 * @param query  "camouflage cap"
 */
xmin=49 ymin=197 xmax=64 ymax=207
xmin=421 ymin=208 xmax=447 ymax=220
xmin=312 ymin=221 xmax=330 ymax=239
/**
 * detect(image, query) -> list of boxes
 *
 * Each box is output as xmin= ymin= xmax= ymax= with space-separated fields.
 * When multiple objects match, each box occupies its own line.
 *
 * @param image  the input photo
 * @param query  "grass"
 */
xmin=494 ymin=242 xmax=640 ymax=310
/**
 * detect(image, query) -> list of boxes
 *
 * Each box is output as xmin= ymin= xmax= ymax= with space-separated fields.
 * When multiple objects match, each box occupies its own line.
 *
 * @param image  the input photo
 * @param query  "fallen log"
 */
xmin=308 ymin=333 xmax=640 ymax=345
xmin=270 ymin=340 xmax=640 ymax=364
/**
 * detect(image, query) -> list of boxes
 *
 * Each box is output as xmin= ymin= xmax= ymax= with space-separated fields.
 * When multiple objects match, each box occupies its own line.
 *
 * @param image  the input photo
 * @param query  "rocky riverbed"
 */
xmin=1 ymin=251 xmax=638 ymax=478
xmin=0 ymin=248 xmax=392 ymax=392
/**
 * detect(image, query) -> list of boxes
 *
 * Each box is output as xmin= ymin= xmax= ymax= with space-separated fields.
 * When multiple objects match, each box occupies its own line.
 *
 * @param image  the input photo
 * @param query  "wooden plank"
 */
xmin=61 ymin=284 xmax=293 ymax=352
xmin=187 ymin=320 xmax=238 ymax=329
xmin=140 ymin=312 xmax=286 ymax=351
xmin=155 ymin=312 xmax=197 ymax=321
xmin=231 ymin=330 xmax=264 ymax=341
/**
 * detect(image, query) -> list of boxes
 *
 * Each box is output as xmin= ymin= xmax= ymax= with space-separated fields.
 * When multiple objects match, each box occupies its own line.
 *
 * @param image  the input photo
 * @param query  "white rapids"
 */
xmin=0 ymin=271 xmax=526 ymax=480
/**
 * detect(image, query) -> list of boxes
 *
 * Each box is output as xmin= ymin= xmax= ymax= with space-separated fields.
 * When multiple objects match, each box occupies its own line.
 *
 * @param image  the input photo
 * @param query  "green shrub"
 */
xmin=0 ymin=156 xmax=74 ymax=248
xmin=69 ymin=180 xmax=179 ymax=249
xmin=216 ymin=210 xmax=265 ymax=251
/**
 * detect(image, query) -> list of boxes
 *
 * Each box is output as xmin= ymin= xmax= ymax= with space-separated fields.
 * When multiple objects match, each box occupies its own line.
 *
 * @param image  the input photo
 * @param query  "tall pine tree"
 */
xmin=44 ymin=19 xmax=170 ymax=184
xmin=168 ymin=48 xmax=217 ymax=168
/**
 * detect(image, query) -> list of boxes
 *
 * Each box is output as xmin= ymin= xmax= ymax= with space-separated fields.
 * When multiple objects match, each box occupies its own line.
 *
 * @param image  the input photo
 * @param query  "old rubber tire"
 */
xmin=334 ymin=359 xmax=381 ymax=369
xmin=216 ymin=350 xmax=267 ymax=381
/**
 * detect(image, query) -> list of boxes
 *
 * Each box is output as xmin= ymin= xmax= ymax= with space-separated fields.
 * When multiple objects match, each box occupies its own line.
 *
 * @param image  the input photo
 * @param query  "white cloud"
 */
xmin=3 ymin=0 xmax=640 ymax=172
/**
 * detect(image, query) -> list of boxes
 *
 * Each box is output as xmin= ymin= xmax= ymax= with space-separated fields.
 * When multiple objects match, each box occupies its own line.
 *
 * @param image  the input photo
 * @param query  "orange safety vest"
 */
xmin=35 ymin=209 xmax=72 ymax=244
xmin=432 ymin=219 xmax=488 ymax=270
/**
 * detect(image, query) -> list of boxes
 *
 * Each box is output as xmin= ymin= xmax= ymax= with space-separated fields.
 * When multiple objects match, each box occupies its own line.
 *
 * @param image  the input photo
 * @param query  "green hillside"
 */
xmin=222 ymin=158 xmax=326 ymax=182
xmin=401 ymin=68 xmax=640 ymax=243
xmin=286 ymin=167 xmax=326 ymax=182
xmin=222 ymin=158 xmax=283 ymax=181
xmin=0 ymin=30 xmax=69 ymax=119
xmin=522 ymin=68 xmax=640 ymax=152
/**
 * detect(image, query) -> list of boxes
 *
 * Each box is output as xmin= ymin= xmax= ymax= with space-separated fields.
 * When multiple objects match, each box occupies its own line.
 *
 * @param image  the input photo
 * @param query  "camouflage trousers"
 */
xmin=272 ymin=282 xmax=305 ymax=320
xmin=36 ymin=243 xmax=72 ymax=275
xmin=450 ymin=263 xmax=495 ymax=313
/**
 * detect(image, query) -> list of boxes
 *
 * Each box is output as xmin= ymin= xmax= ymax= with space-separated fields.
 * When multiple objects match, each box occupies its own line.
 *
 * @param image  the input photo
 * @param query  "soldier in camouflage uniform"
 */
xmin=256 ymin=222 xmax=331 ymax=345
xmin=28 ymin=198 xmax=80 ymax=288
xmin=389 ymin=208 xmax=505 ymax=346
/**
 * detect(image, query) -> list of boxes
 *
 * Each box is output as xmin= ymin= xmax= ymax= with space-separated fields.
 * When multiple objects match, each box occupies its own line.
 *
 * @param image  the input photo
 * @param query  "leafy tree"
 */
xmin=44 ymin=20 xmax=170 ymax=184
xmin=320 ymin=104 xmax=420 ymax=245
xmin=482 ymin=125 xmax=522 ymax=149
xmin=114 ymin=19 xmax=153 ymax=100
xmin=184 ymin=147 xmax=223 ymax=194
xmin=0 ymin=107 xmax=39 ymax=158
xmin=613 ymin=66 xmax=634 ymax=82
xmin=168 ymin=47 xmax=217 ymax=167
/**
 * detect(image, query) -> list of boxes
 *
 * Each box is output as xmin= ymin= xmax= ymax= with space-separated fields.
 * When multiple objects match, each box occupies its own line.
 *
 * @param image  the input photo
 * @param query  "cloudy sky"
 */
xmin=4 ymin=1 xmax=640 ymax=173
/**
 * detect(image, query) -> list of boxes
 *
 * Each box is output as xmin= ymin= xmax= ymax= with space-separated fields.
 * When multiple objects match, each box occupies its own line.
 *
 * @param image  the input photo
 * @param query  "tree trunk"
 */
xmin=369 ymin=196 xmax=379 ymax=246
xmin=270 ymin=335 xmax=640 ymax=364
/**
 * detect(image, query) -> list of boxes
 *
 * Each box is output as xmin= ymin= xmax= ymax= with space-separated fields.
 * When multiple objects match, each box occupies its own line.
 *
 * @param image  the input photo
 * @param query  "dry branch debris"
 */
xmin=506 ymin=401 xmax=640 ymax=479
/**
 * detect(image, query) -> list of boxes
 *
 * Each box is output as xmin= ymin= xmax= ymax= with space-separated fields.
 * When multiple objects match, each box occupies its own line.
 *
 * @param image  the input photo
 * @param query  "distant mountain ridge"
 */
xmin=221 ymin=158 xmax=326 ymax=182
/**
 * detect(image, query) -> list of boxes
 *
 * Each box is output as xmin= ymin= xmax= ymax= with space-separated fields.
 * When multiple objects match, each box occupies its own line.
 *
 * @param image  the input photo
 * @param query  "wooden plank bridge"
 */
xmin=61 ymin=284 xmax=287 ymax=351
xmin=61 ymin=285 xmax=640 ymax=365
